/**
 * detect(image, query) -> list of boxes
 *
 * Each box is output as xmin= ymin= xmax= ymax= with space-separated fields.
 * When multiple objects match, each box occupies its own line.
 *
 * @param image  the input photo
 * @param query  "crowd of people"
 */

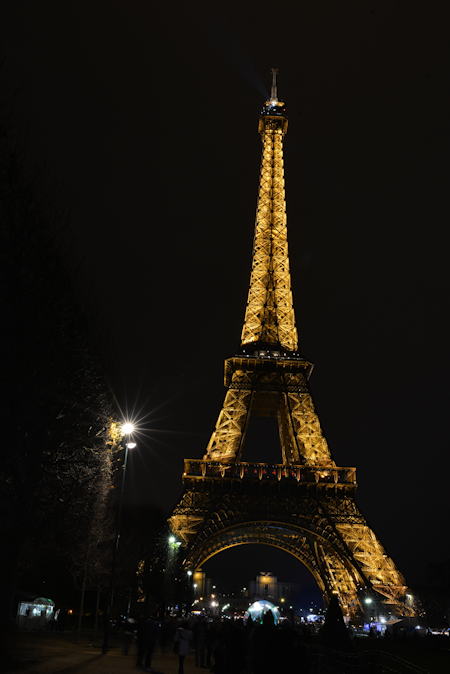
xmin=118 ymin=599 xmax=440 ymax=674
xmin=123 ymin=611 xmax=315 ymax=674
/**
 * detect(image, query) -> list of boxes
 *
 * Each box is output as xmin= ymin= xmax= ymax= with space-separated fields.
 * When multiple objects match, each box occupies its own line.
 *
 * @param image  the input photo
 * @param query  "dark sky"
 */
xmin=1 ymin=1 xmax=449 ymax=592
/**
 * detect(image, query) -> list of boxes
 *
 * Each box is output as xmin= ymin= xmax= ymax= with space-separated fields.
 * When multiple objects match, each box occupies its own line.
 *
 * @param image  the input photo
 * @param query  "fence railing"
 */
xmin=183 ymin=459 xmax=356 ymax=486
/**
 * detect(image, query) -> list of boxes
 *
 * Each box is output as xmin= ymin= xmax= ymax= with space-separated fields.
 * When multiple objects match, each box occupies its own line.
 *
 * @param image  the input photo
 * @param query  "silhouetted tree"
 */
xmin=0 ymin=126 xmax=117 ymax=627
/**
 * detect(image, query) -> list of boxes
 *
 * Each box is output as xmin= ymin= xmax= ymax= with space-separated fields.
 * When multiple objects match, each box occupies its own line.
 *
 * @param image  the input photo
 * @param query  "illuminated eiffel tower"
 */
xmin=170 ymin=70 xmax=415 ymax=619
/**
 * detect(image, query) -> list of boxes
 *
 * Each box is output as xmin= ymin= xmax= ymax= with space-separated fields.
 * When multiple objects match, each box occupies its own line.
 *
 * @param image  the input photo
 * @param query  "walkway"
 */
xmin=6 ymin=633 xmax=203 ymax=674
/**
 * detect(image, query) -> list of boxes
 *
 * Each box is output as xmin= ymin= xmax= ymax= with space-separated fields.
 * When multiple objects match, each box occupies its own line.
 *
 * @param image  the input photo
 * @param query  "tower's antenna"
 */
xmin=270 ymin=67 xmax=279 ymax=102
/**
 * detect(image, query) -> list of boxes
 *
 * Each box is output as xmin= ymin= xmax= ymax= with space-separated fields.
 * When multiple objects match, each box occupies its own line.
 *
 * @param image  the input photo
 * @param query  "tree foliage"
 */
xmin=0 ymin=126 xmax=117 ymax=622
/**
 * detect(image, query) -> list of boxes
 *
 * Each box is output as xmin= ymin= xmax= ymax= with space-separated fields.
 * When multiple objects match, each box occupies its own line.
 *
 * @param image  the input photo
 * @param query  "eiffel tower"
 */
xmin=170 ymin=70 xmax=415 ymax=619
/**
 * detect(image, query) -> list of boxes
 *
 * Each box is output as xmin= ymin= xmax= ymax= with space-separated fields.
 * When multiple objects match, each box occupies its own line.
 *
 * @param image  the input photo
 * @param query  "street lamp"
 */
xmin=102 ymin=424 xmax=137 ymax=653
xmin=121 ymin=421 xmax=135 ymax=435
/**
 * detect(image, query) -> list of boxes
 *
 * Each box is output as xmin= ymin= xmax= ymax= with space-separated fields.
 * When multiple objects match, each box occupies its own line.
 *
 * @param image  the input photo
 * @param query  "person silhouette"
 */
xmin=174 ymin=620 xmax=193 ymax=674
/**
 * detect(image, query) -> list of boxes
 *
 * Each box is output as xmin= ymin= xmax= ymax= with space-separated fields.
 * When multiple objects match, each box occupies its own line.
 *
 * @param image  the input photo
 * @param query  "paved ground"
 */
xmin=5 ymin=631 xmax=450 ymax=673
xmin=5 ymin=633 xmax=203 ymax=674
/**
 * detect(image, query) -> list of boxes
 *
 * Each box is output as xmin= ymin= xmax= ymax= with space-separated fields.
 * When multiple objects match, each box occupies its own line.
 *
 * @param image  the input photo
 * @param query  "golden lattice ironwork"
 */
xmin=241 ymin=108 xmax=297 ymax=351
xmin=204 ymin=356 xmax=333 ymax=465
xmin=169 ymin=71 xmax=416 ymax=620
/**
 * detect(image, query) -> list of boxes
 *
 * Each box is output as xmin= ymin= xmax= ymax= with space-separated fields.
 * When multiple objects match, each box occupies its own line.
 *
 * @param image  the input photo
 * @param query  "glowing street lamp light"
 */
xmin=121 ymin=422 xmax=135 ymax=435
xmin=364 ymin=597 xmax=373 ymax=605
xmin=187 ymin=570 xmax=193 ymax=577
xmin=126 ymin=442 xmax=137 ymax=449
xmin=168 ymin=535 xmax=176 ymax=544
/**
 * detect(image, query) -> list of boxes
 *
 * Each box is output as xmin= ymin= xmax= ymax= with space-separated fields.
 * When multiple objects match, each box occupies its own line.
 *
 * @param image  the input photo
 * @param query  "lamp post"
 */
xmin=102 ymin=422 xmax=136 ymax=654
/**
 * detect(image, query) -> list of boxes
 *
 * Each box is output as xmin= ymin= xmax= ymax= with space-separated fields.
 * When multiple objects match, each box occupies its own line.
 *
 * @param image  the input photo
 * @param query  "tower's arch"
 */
xmin=194 ymin=533 xmax=325 ymax=594
xmin=183 ymin=519 xmax=364 ymax=616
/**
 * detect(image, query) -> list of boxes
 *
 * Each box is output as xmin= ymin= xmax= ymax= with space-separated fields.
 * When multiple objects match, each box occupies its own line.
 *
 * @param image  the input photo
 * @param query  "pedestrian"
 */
xmin=122 ymin=617 xmax=136 ymax=655
xmin=136 ymin=615 xmax=159 ymax=671
xmin=193 ymin=617 xmax=207 ymax=667
xmin=253 ymin=616 xmax=277 ymax=674
xmin=205 ymin=619 xmax=217 ymax=669
xmin=159 ymin=617 xmax=169 ymax=653
xmin=174 ymin=620 xmax=193 ymax=674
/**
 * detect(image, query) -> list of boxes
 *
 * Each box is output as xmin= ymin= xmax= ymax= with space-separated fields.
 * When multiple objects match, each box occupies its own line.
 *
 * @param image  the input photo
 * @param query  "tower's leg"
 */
xmin=335 ymin=521 xmax=409 ymax=609
xmin=277 ymin=393 xmax=302 ymax=463
xmin=317 ymin=498 xmax=412 ymax=614
xmin=313 ymin=540 xmax=362 ymax=617
xmin=280 ymin=377 xmax=334 ymax=465
xmin=204 ymin=371 xmax=253 ymax=462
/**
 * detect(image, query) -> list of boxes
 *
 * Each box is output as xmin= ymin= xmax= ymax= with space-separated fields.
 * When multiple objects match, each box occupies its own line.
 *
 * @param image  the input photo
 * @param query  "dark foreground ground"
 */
xmin=3 ymin=631 xmax=450 ymax=673
xmin=4 ymin=632 xmax=201 ymax=674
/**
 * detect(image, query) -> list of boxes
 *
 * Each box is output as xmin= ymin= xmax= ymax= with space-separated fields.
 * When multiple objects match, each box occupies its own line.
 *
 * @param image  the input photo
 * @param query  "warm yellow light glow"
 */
xmin=241 ymin=123 xmax=297 ymax=351
xmin=121 ymin=422 xmax=135 ymax=435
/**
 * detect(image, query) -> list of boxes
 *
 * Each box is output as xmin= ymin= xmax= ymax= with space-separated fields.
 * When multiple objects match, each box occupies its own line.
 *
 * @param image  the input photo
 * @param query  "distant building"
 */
xmin=192 ymin=569 xmax=211 ymax=598
xmin=249 ymin=571 xmax=298 ymax=603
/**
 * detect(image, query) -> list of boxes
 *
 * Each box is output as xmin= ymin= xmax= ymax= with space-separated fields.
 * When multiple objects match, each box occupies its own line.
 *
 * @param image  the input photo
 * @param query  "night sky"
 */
xmin=1 ymin=2 xmax=449 ymax=595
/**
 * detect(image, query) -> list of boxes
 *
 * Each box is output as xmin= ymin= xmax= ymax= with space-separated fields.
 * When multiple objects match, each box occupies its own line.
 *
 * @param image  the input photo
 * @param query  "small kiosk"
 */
xmin=17 ymin=596 xmax=55 ymax=630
